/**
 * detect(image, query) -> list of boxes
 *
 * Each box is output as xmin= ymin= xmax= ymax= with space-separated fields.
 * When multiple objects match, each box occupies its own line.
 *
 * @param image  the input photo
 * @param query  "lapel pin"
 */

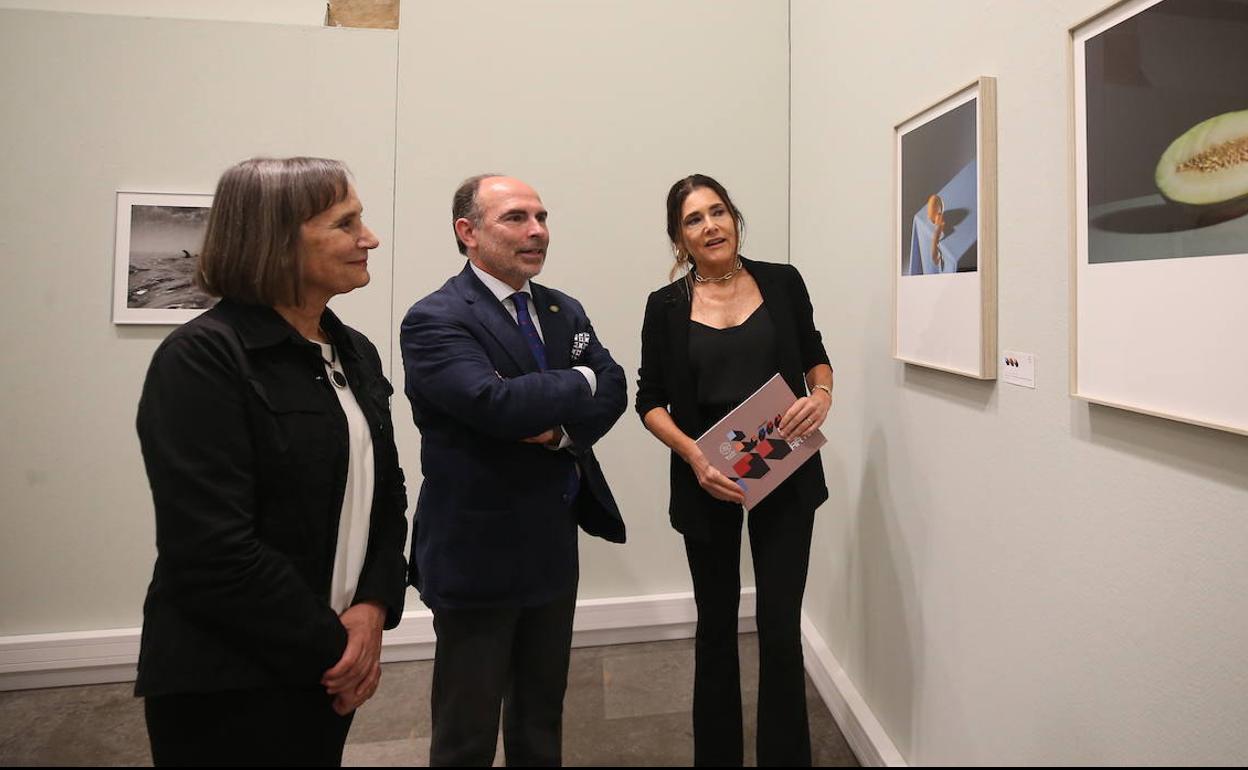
xmin=549 ymin=305 xmax=559 ymax=313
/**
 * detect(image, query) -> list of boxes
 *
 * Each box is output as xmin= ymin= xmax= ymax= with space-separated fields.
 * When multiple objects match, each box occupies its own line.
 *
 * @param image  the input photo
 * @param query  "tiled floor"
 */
xmin=0 ymin=634 xmax=859 ymax=767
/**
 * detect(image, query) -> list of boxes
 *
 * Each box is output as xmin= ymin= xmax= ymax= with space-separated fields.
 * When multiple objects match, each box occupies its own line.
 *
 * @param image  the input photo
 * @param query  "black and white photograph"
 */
xmin=112 ymin=192 xmax=216 ymax=324
xmin=1080 ymin=0 xmax=1248 ymax=264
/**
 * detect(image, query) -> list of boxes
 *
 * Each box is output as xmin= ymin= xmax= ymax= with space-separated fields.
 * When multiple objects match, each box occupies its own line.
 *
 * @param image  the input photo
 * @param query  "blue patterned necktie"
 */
xmin=512 ymin=291 xmax=580 ymax=503
xmin=511 ymin=292 xmax=548 ymax=371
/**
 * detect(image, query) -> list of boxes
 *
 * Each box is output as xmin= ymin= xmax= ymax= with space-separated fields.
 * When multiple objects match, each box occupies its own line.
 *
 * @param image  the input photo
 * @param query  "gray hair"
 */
xmin=451 ymin=173 xmax=503 ymax=255
xmin=196 ymin=157 xmax=350 ymax=306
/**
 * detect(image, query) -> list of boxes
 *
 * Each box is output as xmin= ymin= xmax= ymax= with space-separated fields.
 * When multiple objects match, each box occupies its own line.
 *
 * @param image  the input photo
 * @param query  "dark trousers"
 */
xmin=144 ymin=686 xmax=353 ymax=767
xmin=429 ymin=592 xmax=577 ymax=767
xmin=684 ymin=502 xmax=816 ymax=767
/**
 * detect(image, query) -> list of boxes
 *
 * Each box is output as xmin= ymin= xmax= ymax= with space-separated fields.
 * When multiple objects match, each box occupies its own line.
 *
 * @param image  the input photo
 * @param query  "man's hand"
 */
xmin=322 ymin=601 xmax=385 ymax=711
xmin=521 ymin=427 xmax=563 ymax=446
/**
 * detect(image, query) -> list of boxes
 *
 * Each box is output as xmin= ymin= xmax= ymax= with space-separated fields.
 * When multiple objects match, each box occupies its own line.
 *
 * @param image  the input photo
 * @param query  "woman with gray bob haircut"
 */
xmin=135 ymin=157 xmax=408 ymax=766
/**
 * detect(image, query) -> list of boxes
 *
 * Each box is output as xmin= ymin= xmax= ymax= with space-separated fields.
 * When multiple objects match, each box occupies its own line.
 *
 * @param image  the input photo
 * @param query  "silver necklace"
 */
xmin=319 ymin=340 xmax=348 ymax=390
xmin=692 ymin=258 xmax=743 ymax=284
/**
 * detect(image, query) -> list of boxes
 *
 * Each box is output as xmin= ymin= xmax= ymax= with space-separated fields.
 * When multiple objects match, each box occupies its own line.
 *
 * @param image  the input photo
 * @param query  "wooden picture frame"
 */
xmin=1070 ymin=0 xmax=1248 ymax=436
xmin=893 ymin=77 xmax=998 ymax=379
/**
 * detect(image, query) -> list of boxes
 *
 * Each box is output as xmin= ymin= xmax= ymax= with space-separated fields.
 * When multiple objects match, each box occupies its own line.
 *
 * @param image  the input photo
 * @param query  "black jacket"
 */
xmin=134 ymin=300 xmax=408 ymax=696
xmin=636 ymin=257 xmax=830 ymax=540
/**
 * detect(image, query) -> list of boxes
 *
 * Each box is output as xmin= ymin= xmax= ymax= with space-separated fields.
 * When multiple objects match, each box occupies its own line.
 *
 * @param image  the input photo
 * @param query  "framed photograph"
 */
xmin=894 ymin=77 xmax=998 ymax=378
xmin=112 ymin=191 xmax=217 ymax=325
xmin=1072 ymin=0 xmax=1248 ymax=435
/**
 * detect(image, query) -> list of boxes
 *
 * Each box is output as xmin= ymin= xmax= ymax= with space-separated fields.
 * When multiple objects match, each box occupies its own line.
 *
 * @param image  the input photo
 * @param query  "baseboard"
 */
xmin=0 ymin=590 xmax=757 ymax=692
xmin=2 ymin=594 xmax=896 ymax=768
xmin=800 ymin=612 xmax=907 ymax=767
xmin=0 ymin=627 xmax=145 ymax=692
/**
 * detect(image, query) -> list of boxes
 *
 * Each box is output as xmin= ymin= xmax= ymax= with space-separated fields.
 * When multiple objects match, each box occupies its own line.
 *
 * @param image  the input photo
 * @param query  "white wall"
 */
xmin=9 ymin=1 xmax=1247 ymax=764
xmin=391 ymin=0 xmax=790 ymax=599
xmin=0 ymin=0 xmax=790 ymax=633
xmin=791 ymin=0 xmax=1248 ymax=764
xmin=0 ymin=0 xmax=325 ymax=25
xmin=0 ymin=9 xmax=398 ymax=633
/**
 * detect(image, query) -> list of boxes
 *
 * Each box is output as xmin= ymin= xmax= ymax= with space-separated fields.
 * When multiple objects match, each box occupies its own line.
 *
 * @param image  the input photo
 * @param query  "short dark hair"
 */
xmin=664 ymin=173 xmax=745 ymax=279
xmin=451 ymin=173 xmax=503 ymax=255
xmin=196 ymin=157 xmax=350 ymax=306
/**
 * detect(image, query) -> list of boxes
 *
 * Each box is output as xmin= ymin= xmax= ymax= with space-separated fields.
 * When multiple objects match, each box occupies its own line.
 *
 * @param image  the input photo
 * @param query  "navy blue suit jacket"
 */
xmin=400 ymin=262 xmax=626 ymax=609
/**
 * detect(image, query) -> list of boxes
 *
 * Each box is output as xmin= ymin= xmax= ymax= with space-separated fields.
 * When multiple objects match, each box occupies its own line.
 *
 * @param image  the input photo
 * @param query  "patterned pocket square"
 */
xmin=571 ymin=331 xmax=591 ymax=361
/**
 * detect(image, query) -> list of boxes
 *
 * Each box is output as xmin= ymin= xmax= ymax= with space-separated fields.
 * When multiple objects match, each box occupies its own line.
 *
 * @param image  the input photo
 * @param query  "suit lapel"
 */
xmin=454 ymin=264 xmax=539 ymax=373
xmin=532 ymin=284 xmax=571 ymax=370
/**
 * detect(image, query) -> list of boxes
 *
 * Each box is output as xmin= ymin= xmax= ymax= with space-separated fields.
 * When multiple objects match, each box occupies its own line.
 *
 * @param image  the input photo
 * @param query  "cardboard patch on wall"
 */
xmin=327 ymin=0 xmax=399 ymax=29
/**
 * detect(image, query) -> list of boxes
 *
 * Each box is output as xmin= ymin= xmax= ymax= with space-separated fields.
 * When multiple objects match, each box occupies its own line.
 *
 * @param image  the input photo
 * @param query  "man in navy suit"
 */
xmin=400 ymin=175 xmax=626 ymax=766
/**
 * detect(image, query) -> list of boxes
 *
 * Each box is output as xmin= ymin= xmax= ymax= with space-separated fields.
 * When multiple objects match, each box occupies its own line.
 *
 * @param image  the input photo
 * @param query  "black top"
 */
xmin=134 ymin=300 xmax=409 ymax=696
xmin=636 ymin=258 xmax=831 ymax=541
xmin=689 ymin=303 xmax=779 ymax=431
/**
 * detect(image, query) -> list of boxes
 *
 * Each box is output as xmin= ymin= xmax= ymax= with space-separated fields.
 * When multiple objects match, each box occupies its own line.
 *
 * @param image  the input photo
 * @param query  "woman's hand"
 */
xmin=642 ymin=407 xmax=744 ymax=504
xmin=778 ymin=388 xmax=830 ymax=441
xmin=322 ymin=601 xmax=386 ymax=713
xmin=330 ymin=658 xmax=381 ymax=716
xmin=687 ymin=448 xmax=746 ymax=504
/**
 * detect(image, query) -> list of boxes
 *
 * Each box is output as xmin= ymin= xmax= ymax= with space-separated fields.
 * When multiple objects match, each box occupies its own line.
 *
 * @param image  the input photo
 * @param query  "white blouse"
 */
xmin=314 ymin=340 xmax=375 ymax=615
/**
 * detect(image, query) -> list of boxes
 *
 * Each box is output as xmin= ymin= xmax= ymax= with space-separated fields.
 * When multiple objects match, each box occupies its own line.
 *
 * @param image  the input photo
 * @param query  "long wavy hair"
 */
xmin=664 ymin=173 xmax=745 ymax=282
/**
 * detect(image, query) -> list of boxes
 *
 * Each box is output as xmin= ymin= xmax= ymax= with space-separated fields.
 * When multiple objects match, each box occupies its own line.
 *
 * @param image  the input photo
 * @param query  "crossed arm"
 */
xmin=401 ymin=302 xmax=625 ymax=448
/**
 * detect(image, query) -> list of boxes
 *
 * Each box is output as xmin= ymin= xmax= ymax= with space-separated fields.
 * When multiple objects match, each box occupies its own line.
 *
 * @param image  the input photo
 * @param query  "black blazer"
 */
xmin=134 ymin=300 xmax=408 ymax=696
xmin=400 ymin=263 xmax=627 ymax=610
xmin=636 ymin=257 xmax=830 ymax=540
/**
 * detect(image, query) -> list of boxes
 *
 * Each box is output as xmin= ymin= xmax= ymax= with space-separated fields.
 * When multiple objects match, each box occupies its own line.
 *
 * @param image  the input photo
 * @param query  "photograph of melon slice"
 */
xmin=1080 ymin=0 xmax=1248 ymax=264
xmin=1155 ymin=109 xmax=1248 ymax=211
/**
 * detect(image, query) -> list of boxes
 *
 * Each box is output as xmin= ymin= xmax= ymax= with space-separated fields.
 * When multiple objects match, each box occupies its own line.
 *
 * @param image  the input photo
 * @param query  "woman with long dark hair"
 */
xmin=636 ymin=173 xmax=833 ymax=766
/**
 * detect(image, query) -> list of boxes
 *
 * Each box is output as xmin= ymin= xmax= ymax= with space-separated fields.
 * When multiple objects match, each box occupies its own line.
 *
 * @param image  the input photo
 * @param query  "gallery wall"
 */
xmin=0 ymin=1 xmax=790 ymax=633
xmin=0 ymin=0 xmax=326 ymax=25
xmin=0 ymin=8 xmax=400 ymax=633
xmin=7 ymin=0 xmax=1248 ymax=764
xmin=791 ymin=0 xmax=1248 ymax=764
xmin=390 ymin=0 xmax=790 ymax=599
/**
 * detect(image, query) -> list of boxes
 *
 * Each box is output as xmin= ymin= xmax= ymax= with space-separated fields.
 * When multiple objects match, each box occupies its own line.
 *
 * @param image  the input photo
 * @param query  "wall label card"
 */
xmin=1002 ymin=351 xmax=1035 ymax=389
